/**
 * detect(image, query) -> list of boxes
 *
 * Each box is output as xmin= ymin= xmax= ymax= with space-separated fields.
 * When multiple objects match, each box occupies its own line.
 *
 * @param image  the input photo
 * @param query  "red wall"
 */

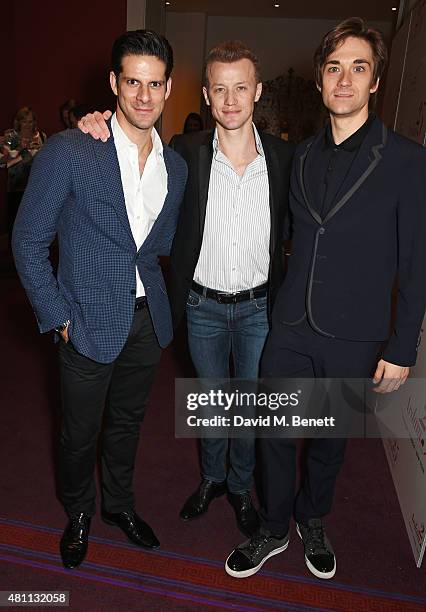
xmin=0 ymin=0 xmax=127 ymax=234
xmin=1 ymin=4 xmax=16 ymax=132
xmin=3 ymin=0 xmax=127 ymax=135
xmin=0 ymin=3 xmax=16 ymax=232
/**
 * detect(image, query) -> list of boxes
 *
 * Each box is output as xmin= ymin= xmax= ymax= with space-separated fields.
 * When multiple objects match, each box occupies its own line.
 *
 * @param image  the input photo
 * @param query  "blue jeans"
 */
xmin=186 ymin=288 xmax=269 ymax=493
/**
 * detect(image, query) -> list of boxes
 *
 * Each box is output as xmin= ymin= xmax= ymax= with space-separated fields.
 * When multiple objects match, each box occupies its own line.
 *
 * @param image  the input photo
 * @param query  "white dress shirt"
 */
xmin=111 ymin=113 xmax=168 ymax=297
xmin=193 ymin=123 xmax=270 ymax=292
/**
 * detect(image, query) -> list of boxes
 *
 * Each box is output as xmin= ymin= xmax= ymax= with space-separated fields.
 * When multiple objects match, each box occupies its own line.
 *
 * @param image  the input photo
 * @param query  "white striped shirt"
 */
xmin=193 ymin=124 xmax=270 ymax=292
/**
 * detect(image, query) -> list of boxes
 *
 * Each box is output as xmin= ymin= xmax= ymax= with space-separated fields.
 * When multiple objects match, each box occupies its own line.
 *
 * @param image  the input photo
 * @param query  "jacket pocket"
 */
xmin=73 ymin=286 xmax=111 ymax=330
xmin=73 ymin=286 xmax=110 ymax=303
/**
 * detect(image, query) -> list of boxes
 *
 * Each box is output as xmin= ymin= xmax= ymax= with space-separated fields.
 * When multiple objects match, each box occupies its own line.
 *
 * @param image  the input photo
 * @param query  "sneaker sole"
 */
xmin=296 ymin=524 xmax=336 ymax=579
xmin=224 ymin=540 xmax=289 ymax=578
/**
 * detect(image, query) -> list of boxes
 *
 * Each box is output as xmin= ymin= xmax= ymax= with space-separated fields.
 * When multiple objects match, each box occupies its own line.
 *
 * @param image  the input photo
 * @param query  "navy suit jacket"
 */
xmin=272 ymin=117 xmax=426 ymax=366
xmin=12 ymin=122 xmax=187 ymax=363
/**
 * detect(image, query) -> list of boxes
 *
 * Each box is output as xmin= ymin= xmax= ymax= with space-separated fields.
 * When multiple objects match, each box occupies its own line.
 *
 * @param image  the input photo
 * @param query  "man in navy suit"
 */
xmin=12 ymin=30 xmax=187 ymax=569
xmin=225 ymin=18 xmax=426 ymax=580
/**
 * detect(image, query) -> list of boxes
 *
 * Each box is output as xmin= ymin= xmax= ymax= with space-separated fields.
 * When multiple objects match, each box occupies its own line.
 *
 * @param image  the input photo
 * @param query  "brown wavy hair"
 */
xmin=314 ymin=17 xmax=388 ymax=88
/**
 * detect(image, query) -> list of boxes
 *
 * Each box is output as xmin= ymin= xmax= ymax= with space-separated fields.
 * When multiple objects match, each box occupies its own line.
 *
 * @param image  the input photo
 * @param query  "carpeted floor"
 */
xmin=1 ymin=242 xmax=426 ymax=611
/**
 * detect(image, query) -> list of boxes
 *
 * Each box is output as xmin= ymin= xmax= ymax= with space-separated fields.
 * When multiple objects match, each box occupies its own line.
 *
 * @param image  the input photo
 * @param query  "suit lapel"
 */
xmin=299 ymin=131 xmax=323 ymax=225
xmin=261 ymin=133 xmax=279 ymax=257
xmin=198 ymin=132 xmax=214 ymax=238
xmin=323 ymin=119 xmax=387 ymax=223
xmin=92 ymin=120 xmax=135 ymax=246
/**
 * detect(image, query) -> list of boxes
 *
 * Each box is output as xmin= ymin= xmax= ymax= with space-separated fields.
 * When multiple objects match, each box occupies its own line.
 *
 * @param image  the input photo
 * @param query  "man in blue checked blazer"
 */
xmin=12 ymin=30 xmax=187 ymax=570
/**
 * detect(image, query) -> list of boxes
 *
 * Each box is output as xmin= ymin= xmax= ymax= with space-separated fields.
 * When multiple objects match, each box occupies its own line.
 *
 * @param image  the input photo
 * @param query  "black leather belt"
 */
xmin=191 ymin=281 xmax=268 ymax=304
xmin=134 ymin=296 xmax=148 ymax=311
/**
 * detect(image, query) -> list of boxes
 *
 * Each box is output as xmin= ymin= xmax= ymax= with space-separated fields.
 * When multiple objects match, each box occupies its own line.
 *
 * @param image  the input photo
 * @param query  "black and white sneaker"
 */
xmin=225 ymin=528 xmax=289 ymax=578
xmin=296 ymin=518 xmax=336 ymax=579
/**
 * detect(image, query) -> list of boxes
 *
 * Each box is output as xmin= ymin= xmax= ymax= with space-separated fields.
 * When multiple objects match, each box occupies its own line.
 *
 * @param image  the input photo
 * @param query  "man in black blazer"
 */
xmin=79 ymin=41 xmax=294 ymax=536
xmin=168 ymin=42 xmax=294 ymax=536
xmin=226 ymin=18 xmax=426 ymax=580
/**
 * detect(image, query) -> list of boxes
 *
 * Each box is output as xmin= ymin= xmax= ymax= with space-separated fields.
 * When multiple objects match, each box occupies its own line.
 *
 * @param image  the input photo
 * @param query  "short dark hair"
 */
xmin=111 ymin=29 xmax=173 ymax=80
xmin=314 ymin=17 xmax=388 ymax=88
xmin=204 ymin=40 xmax=261 ymax=85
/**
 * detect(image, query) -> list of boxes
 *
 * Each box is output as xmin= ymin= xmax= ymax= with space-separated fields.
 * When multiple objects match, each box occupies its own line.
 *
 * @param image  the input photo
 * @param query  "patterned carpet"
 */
xmin=1 ymin=518 xmax=426 ymax=611
xmin=1 ymin=244 xmax=426 ymax=611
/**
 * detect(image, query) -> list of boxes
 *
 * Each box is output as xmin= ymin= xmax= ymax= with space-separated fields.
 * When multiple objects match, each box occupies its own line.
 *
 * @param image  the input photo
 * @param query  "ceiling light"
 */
xmin=274 ymin=3 xmax=280 ymax=7
xmin=391 ymin=6 xmax=397 ymax=10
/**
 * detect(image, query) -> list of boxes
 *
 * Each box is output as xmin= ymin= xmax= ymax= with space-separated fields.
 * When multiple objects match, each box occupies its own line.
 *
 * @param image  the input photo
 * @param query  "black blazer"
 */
xmin=272 ymin=116 xmax=426 ymax=366
xmin=168 ymin=129 xmax=295 ymax=328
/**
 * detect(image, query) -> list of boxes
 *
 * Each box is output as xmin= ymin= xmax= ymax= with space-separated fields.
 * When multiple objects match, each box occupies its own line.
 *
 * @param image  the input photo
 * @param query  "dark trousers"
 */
xmin=58 ymin=307 xmax=162 ymax=516
xmin=259 ymin=317 xmax=382 ymax=534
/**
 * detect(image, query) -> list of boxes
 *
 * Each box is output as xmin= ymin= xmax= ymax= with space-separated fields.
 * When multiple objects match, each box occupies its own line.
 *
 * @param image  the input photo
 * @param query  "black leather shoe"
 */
xmin=101 ymin=510 xmax=160 ymax=549
xmin=60 ymin=513 xmax=91 ymax=569
xmin=180 ymin=479 xmax=227 ymax=521
xmin=228 ymin=492 xmax=260 ymax=537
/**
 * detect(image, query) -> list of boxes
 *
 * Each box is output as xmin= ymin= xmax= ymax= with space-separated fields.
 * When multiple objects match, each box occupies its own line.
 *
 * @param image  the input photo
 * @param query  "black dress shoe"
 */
xmin=60 ymin=513 xmax=91 ymax=569
xmin=101 ymin=510 xmax=160 ymax=549
xmin=228 ymin=492 xmax=260 ymax=537
xmin=180 ymin=479 xmax=227 ymax=521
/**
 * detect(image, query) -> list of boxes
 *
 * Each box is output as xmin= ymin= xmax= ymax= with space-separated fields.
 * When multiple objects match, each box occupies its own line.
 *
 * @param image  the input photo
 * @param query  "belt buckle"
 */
xmin=217 ymin=291 xmax=237 ymax=304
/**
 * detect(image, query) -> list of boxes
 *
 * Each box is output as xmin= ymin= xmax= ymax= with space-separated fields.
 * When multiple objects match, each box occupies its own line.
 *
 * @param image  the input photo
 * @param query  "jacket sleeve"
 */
xmin=383 ymin=145 xmax=426 ymax=366
xmin=12 ymin=133 xmax=72 ymax=333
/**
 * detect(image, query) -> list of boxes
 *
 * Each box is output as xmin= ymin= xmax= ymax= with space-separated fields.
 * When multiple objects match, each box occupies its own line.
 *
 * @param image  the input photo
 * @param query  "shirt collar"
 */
xmin=324 ymin=112 xmax=375 ymax=153
xmin=212 ymin=122 xmax=265 ymax=158
xmin=111 ymin=112 xmax=164 ymax=159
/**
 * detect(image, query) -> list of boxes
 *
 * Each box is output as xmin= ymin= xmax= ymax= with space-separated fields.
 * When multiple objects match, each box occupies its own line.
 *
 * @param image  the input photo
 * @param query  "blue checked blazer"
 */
xmin=12 ymin=121 xmax=187 ymax=363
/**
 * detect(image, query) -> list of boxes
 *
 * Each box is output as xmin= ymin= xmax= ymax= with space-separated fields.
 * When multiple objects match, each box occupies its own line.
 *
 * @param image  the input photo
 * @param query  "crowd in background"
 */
xmin=0 ymin=101 xmax=203 ymax=249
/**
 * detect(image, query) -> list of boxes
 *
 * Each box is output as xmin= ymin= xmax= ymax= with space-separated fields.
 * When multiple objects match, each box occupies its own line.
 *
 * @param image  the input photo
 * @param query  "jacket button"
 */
xmin=319 ymin=227 xmax=325 ymax=235
xmin=130 ymin=289 xmax=136 ymax=295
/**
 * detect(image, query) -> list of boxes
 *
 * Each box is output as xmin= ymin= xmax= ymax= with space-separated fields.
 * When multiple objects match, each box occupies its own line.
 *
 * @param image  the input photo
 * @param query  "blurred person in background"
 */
xmin=68 ymin=105 xmax=92 ymax=128
xmin=182 ymin=112 xmax=203 ymax=134
xmin=0 ymin=107 xmax=46 ymax=246
xmin=59 ymin=99 xmax=76 ymax=129
xmin=169 ymin=112 xmax=204 ymax=147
